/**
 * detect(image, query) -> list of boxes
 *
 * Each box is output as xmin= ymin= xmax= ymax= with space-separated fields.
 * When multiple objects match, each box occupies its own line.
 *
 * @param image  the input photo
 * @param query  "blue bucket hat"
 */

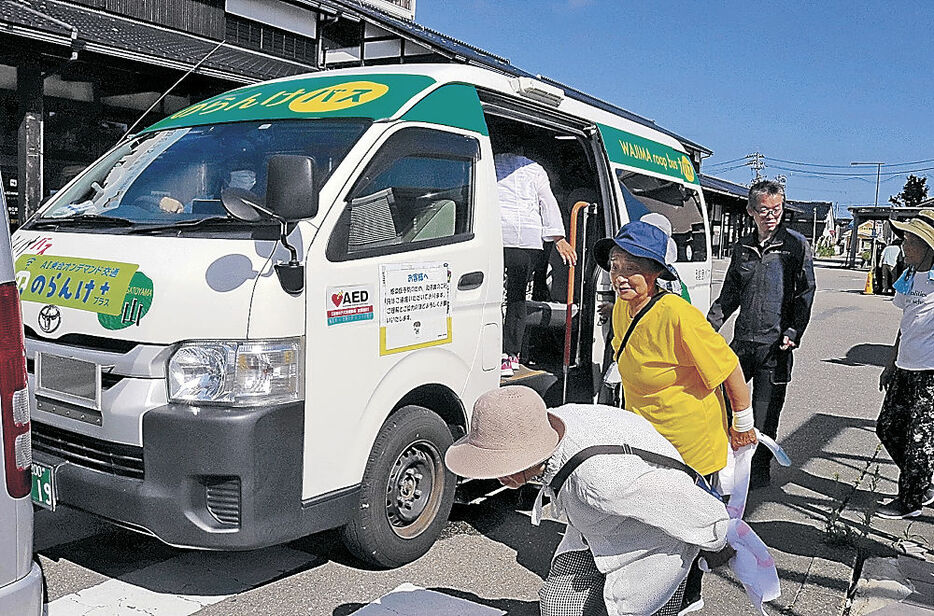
xmin=594 ymin=221 xmax=678 ymax=280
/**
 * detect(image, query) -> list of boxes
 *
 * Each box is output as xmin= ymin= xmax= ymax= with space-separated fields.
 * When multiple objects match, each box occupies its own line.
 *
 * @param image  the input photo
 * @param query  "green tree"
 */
xmin=889 ymin=174 xmax=928 ymax=207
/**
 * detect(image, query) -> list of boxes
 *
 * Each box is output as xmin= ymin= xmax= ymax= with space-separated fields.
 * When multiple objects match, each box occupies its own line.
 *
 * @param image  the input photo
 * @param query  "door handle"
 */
xmin=457 ymin=271 xmax=484 ymax=290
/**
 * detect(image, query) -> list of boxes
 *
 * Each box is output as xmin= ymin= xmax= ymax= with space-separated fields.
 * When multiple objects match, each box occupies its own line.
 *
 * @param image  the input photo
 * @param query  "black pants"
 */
xmin=877 ymin=368 xmax=934 ymax=509
xmin=881 ymin=264 xmax=896 ymax=294
xmin=503 ymin=247 xmax=542 ymax=357
xmin=733 ymin=341 xmax=791 ymax=481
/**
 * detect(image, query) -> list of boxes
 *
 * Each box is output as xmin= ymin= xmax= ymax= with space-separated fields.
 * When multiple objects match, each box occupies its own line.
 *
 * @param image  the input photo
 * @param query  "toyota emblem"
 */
xmin=38 ymin=305 xmax=61 ymax=334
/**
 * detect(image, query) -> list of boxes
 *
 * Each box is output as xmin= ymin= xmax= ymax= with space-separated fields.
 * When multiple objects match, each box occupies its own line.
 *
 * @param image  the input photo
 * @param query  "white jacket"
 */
xmin=534 ymin=404 xmax=730 ymax=616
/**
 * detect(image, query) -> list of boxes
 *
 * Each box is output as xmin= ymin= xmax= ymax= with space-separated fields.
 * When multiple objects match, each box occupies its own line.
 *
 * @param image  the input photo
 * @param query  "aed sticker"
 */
xmin=289 ymin=81 xmax=390 ymax=113
xmin=379 ymin=262 xmax=452 ymax=356
xmin=99 ymin=271 xmax=154 ymax=330
xmin=680 ymin=155 xmax=696 ymax=183
xmin=15 ymin=254 xmax=138 ymax=316
xmin=327 ymin=284 xmax=374 ymax=326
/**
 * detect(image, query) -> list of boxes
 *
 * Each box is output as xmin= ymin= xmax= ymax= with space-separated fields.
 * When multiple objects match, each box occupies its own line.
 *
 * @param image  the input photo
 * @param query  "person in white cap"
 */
xmin=876 ymin=209 xmax=934 ymax=519
xmin=446 ymin=386 xmax=736 ymax=616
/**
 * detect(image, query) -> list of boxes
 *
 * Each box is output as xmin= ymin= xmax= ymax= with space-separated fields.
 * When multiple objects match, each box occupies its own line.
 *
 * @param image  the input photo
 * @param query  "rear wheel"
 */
xmin=341 ymin=405 xmax=456 ymax=568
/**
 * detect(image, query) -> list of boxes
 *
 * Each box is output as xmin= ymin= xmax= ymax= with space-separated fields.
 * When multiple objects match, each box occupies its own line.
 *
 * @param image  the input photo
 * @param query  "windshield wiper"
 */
xmin=30 ymin=214 xmax=136 ymax=228
xmin=126 ymin=216 xmax=271 ymax=235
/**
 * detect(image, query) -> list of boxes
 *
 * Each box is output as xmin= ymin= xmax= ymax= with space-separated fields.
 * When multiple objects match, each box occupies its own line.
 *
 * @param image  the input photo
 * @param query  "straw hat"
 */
xmin=891 ymin=209 xmax=934 ymax=251
xmin=444 ymin=386 xmax=565 ymax=480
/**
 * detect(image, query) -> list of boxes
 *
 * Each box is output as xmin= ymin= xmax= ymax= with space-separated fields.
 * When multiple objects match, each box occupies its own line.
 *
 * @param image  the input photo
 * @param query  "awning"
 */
xmin=700 ymin=174 xmax=748 ymax=199
xmin=0 ymin=0 xmax=315 ymax=83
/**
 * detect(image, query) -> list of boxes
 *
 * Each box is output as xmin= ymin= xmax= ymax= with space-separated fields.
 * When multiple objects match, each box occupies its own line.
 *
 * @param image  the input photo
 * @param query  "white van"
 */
xmin=0 ymin=170 xmax=43 ymax=615
xmin=13 ymin=65 xmax=711 ymax=567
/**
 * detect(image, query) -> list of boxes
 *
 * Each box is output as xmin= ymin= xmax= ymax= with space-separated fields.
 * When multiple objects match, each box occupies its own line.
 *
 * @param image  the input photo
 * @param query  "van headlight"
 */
xmin=167 ymin=338 xmax=303 ymax=406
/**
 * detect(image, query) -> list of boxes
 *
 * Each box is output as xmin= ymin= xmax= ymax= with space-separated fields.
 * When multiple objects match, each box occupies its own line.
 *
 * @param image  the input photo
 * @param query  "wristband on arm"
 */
xmin=732 ymin=407 xmax=754 ymax=432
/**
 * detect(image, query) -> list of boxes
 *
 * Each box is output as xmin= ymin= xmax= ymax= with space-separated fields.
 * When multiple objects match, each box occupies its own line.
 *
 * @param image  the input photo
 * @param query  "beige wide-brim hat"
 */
xmin=891 ymin=209 xmax=934 ymax=251
xmin=445 ymin=386 xmax=565 ymax=480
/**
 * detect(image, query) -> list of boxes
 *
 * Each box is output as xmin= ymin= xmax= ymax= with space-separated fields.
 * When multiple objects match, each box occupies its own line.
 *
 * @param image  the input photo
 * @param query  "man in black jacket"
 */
xmin=708 ymin=180 xmax=816 ymax=488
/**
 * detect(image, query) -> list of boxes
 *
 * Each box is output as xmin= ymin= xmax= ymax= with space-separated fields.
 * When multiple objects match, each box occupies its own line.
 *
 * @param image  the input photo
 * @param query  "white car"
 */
xmin=0 ymin=172 xmax=43 ymax=614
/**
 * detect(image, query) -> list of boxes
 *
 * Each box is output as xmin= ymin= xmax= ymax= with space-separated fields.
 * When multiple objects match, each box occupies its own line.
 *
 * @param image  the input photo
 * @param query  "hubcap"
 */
xmin=385 ymin=439 xmax=444 ymax=539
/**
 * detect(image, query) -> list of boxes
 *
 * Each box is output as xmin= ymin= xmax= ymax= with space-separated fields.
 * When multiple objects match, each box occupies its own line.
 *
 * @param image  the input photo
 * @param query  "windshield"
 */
xmin=40 ymin=119 xmax=369 ymax=223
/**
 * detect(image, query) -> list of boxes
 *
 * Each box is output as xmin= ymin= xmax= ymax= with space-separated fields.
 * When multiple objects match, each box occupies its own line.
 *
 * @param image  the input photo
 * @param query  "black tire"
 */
xmin=341 ymin=405 xmax=457 ymax=568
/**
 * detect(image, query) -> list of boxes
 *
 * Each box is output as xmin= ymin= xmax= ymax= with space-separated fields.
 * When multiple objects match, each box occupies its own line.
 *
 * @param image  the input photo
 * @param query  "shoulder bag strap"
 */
xmin=548 ymin=443 xmax=702 ymax=496
xmin=614 ymin=290 xmax=668 ymax=363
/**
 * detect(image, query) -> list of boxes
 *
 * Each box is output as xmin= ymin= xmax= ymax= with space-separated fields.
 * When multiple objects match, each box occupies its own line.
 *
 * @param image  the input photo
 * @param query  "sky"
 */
xmin=416 ymin=1 xmax=934 ymax=212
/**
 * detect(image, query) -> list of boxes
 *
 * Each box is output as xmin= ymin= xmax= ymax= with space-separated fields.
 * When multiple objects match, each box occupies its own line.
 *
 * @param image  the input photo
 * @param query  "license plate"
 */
xmin=36 ymin=353 xmax=101 ymax=409
xmin=31 ymin=462 xmax=56 ymax=510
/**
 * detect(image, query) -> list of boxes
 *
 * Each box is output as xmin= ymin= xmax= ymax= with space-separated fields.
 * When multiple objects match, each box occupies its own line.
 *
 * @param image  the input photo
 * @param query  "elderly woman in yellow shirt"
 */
xmin=594 ymin=220 xmax=757 ymax=614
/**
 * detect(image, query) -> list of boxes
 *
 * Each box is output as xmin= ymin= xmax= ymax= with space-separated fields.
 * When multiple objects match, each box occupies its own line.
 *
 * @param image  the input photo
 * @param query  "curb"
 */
xmin=850 ymin=556 xmax=934 ymax=616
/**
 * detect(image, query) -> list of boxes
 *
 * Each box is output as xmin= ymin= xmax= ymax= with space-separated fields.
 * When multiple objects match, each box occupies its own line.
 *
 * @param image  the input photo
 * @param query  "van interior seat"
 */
xmin=525 ymin=300 xmax=579 ymax=328
xmin=403 ymin=199 xmax=456 ymax=242
xmin=348 ymin=188 xmax=402 ymax=250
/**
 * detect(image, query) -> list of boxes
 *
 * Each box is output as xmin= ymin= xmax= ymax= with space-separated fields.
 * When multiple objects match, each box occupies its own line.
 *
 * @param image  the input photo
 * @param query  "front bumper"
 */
xmin=33 ymin=400 xmax=357 ymax=550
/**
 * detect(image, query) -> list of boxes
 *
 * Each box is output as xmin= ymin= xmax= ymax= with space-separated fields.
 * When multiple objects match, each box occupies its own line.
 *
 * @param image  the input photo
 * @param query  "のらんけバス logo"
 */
xmin=289 ymin=82 xmax=390 ymax=113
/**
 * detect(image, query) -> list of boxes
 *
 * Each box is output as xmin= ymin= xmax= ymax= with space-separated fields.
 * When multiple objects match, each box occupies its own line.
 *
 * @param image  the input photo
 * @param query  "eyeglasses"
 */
xmin=754 ymin=206 xmax=783 ymax=219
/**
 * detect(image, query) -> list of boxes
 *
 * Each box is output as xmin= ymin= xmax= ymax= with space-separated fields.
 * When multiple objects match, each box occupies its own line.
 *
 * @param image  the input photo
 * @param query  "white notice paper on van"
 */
xmin=379 ymin=262 xmax=451 ymax=355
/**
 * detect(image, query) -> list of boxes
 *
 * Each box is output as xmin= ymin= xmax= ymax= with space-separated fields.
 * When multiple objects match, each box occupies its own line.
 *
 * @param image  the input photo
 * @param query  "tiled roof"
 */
xmin=700 ymin=174 xmax=748 ymax=198
xmin=786 ymin=199 xmax=832 ymax=219
xmin=0 ymin=0 xmax=314 ymax=83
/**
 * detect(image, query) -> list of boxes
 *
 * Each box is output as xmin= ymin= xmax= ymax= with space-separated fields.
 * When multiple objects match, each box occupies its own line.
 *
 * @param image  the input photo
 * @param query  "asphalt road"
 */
xmin=36 ymin=260 xmax=929 ymax=615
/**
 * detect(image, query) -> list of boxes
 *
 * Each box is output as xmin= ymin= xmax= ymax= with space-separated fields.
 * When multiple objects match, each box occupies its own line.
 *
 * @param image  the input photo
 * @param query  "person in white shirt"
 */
xmin=879 ymin=240 xmax=902 ymax=295
xmin=445 ymin=386 xmax=779 ymax=616
xmin=495 ymin=149 xmax=576 ymax=376
xmin=876 ymin=210 xmax=934 ymax=519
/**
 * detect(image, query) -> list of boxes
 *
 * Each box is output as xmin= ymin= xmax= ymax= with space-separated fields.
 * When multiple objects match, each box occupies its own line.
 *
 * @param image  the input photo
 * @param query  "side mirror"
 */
xmin=220 ymin=188 xmax=264 ymax=222
xmin=265 ymin=155 xmax=318 ymax=222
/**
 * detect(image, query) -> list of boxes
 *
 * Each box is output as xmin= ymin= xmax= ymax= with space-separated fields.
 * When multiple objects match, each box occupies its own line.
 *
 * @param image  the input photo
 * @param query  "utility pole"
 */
xmin=850 ymin=161 xmax=884 ymax=207
xmin=851 ymin=161 xmax=885 ymax=273
xmin=745 ymin=152 xmax=765 ymax=182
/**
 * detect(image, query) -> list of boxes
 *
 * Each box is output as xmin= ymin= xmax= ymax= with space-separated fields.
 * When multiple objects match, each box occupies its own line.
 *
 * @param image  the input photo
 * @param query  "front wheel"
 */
xmin=341 ymin=405 xmax=457 ymax=568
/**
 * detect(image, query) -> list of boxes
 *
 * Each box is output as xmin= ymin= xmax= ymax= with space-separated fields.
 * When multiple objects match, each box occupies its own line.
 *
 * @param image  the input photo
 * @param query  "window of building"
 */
xmin=226 ymin=14 xmax=316 ymax=63
xmin=328 ymin=128 xmax=478 ymax=260
xmin=617 ymin=169 xmax=708 ymax=263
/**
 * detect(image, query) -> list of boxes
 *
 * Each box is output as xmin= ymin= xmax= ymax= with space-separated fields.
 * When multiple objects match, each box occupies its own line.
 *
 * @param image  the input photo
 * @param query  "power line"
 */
xmin=880 ymin=157 xmax=934 ymax=167
xmin=705 ymin=163 xmax=749 ymax=174
xmin=766 ymin=163 xmax=934 ymax=178
xmin=704 ymin=156 xmax=748 ymax=168
xmin=763 ymin=155 xmax=934 ymax=170
xmin=747 ymin=152 xmax=765 ymax=181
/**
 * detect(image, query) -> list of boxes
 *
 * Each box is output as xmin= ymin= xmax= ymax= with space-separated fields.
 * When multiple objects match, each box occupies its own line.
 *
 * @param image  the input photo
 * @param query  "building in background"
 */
xmin=700 ymin=173 xmax=836 ymax=258
xmin=700 ymin=174 xmax=752 ymax=258
xmin=360 ymin=0 xmax=415 ymax=20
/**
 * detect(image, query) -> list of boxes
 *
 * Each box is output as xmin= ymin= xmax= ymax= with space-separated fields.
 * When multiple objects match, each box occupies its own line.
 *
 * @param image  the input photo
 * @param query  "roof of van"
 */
xmin=144 ymin=64 xmax=694 ymax=156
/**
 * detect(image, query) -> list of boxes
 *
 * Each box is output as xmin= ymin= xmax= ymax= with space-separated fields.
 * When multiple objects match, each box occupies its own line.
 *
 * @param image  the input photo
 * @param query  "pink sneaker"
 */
xmin=510 ymin=355 xmax=520 ymax=371
xmin=501 ymin=355 xmax=514 ymax=377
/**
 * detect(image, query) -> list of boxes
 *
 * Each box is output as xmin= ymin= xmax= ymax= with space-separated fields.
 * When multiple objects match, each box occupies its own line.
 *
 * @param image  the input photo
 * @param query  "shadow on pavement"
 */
xmin=333 ymin=588 xmax=538 ymax=616
xmin=448 ymin=492 xmax=563 ymax=580
xmin=744 ymin=411 xmax=916 ymax=565
xmin=823 ymin=342 xmax=893 ymax=367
